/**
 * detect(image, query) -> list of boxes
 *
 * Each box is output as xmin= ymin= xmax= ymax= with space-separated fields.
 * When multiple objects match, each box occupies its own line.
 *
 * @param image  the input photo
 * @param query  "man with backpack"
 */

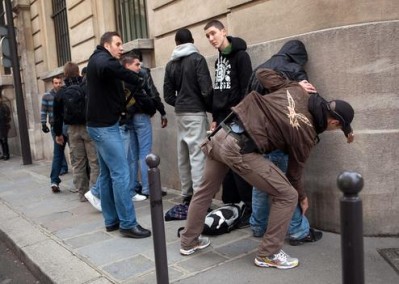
xmin=54 ymin=62 xmax=99 ymax=202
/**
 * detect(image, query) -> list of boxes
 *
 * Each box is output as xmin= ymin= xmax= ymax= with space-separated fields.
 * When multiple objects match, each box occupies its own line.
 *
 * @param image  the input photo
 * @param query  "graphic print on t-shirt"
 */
xmin=214 ymin=57 xmax=231 ymax=91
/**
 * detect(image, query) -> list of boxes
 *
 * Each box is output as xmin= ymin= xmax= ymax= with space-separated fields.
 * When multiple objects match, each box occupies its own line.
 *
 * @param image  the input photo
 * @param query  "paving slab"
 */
xmin=0 ymin=157 xmax=398 ymax=284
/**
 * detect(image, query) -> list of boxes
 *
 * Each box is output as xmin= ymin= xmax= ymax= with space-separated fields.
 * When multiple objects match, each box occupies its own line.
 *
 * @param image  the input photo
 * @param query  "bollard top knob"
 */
xmin=337 ymin=171 xmax=364 ymax=196
xmin=146 ymin=153 xmax=160 ymax=168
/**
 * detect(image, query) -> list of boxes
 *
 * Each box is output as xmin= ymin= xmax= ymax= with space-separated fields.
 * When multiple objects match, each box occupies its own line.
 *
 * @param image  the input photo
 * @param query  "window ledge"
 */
xmin=123 ymin=38 xmax=154 ymax=53
xmin=40 ymin=67 xmax=64 ymax=81
xmin=0 ymin=74 xmax=14 ymax=86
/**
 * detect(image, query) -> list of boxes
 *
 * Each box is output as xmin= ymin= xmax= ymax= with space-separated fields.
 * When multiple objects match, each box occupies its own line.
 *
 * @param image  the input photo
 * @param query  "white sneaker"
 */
xmin=84 ymin=190 xmax=102 ymax=212
xmin=254 ymin=249 xmax=299 ymax=269
xmin=132 ymin=193 xmax=148 ymax=202
xmin=180 ymin=236 xmax=210 ymax=256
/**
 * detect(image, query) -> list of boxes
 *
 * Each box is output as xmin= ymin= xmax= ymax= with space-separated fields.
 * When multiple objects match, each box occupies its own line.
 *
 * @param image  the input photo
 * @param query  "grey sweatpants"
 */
xmin=180 ymin=128 xmax=297 ymax=257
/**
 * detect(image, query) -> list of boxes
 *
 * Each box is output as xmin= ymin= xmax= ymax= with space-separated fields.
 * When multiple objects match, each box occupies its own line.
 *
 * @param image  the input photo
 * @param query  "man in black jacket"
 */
xmin=164 ymin=28 xmax=213 ymax=204
xmin=86 ymin=31 xmax=150 ymax=238
xmin=204 ymin=19 xmax=253 ymax=226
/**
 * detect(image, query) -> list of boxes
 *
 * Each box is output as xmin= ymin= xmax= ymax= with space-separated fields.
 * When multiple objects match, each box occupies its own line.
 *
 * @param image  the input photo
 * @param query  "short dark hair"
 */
xmin=204 ymin=19 xmax=225 ymax=31
xmin=132 ymin=49 xmax=143 ymax=61
xmin=120 ymin=53 xmax=140 ymax=67
xmin=81 ymin=67 xmax=87 ymax=76
xmin=100 ymin=31 xmax=121 ymax=46
xmin=63 ymin=61 xmax=80 ymax=78
xmin=52 ymin=76 xmax=62 ymax=82
xmin=175 ymin=28 xmax=194 ymax=45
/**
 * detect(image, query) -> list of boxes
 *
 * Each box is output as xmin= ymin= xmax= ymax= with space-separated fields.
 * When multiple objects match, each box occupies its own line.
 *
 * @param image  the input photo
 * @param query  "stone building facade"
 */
xmin=1 ymin=0 xmax=398 ymax=235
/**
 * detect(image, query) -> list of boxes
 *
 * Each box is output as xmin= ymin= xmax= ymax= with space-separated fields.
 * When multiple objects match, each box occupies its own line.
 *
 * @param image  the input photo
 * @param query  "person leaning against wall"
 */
xmin=247 ymin=39 xmax=323 ymax=246
xmin=203 ymin=19 xmax=253 ymax=227
xmin=163 ymin=28 xmax=213 ymax=205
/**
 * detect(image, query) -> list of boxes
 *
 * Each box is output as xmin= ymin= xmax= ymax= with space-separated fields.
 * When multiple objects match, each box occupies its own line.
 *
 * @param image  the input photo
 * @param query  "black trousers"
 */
xmin=222 ymin=169 xmax=252 ymax=209
xmin=0 ymin=137 xmax=9 ymax=159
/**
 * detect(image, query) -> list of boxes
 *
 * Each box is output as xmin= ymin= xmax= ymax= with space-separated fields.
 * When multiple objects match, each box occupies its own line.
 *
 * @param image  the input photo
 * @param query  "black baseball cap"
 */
xmin=328 ymin=100 xmax=354 ymax=137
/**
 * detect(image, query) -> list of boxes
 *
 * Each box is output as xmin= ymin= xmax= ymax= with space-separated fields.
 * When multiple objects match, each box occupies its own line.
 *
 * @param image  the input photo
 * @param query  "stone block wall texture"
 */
xmin=152 ymin=20 xmax=399 ymax=235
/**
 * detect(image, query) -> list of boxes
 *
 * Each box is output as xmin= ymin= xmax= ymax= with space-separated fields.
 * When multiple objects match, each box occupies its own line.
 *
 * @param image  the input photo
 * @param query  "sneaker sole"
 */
xmin=254 ymin=258 xmax=299 ymax=269
xmin=180 ymin=240 xmax=211 ymax=256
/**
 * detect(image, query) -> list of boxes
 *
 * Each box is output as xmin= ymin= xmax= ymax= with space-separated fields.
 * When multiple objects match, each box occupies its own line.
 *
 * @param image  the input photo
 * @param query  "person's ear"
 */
xmin=331 ymin=119 xmax=341 ymax=128
xmin=327 ymin=118 xmax=340 ymax=128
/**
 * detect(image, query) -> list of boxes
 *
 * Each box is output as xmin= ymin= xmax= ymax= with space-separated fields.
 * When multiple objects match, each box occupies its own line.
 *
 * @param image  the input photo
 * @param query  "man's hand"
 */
xmin=347 ymin=132 xmax=355 ymax=143
xmin=299 ymin=80 xmax=317 ymax=93
xmin=161 ymin=116 xmax=168 ymax=128
xmin=210 ymin=121 xmax=217 ymax=132
xmin=55 ymin=135 xmax=64 ymax=145
xmin=41 ymin=123 xmax=50 ymax=133
xmin=300 ymin=197 xmax=309 ymax=215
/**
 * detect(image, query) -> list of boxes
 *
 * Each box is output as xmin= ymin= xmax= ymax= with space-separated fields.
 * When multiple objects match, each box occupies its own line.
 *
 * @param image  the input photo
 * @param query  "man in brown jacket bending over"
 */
xmin=179 ymin=69 xmax=355 ymax=269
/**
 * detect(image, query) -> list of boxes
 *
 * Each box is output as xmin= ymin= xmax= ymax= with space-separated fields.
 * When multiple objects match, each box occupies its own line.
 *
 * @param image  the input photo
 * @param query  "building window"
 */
xmin=51 ymin=0 xmax=71 ymax=66
xmin=0 ymin=2 xmax=10 ymax=74
xmin=115 ymin=0 xmax=148 ymax=42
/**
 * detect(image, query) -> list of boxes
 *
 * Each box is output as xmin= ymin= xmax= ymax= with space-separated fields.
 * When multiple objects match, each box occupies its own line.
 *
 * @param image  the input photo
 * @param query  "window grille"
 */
xmin=0 ymin=1 xmax=10 ymax=74
xmin=51 ymin=0 xmax=70 ymax=66
xmin=115 ymin=0 xmax=148 ymax=42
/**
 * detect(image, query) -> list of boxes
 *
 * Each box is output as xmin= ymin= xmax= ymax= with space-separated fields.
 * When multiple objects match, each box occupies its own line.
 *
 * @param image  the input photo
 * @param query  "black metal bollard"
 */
xmin=337 ymin=171 xmax=365 ymax=284
xmin=146 ymin=153 xmax=169 ymax=284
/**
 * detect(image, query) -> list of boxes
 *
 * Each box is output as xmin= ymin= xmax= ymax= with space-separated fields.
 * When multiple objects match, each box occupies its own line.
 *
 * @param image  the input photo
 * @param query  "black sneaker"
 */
xmin=289 ymin=228 xmax=323 ymax=246
xmin=134 ymin=184 xmax=143 ymax=194
xmin=182 ymin=195 xmax=192 ymax=205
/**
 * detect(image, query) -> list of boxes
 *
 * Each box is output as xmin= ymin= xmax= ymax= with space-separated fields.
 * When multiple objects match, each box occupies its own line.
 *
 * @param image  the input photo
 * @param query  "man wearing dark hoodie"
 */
xmin=179 ymin=69 xmax=355 ymax=270
xmin=164 ymin=28 xmax=213 ymax=203
xmin=247 ymin=40 xmax=322 ymax=245
xmin=203 ymin=19 xmax=253 ymax=225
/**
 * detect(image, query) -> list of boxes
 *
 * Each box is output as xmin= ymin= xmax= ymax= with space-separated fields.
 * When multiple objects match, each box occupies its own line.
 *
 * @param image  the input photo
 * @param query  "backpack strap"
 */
xmin=177 ymin=227 xmax=185 ymax=238
xmin=122 ymin=81 xmax=135 ymax=106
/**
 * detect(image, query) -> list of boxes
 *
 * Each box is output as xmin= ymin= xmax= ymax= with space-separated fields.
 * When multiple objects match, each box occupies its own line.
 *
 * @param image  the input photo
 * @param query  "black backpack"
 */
xmin=62 ymin=82 xmax=87 ymax=125
xmin=202 ymin=202 xmax=246 ymax=235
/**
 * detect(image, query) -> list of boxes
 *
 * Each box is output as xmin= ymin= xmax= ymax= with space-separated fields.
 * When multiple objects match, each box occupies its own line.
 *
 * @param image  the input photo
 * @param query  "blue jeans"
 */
xmin=87 ymin=123 xmax=137 ymax=229
xmin=50 ymin=126 xmax=68 ymax=185
xmin=90 ymin=178 xmax=101 ymax=199
xmin=120 ymin=113 xmax=152 ymax=196
xmin=250 ymin=150 xmax=309 ymax=240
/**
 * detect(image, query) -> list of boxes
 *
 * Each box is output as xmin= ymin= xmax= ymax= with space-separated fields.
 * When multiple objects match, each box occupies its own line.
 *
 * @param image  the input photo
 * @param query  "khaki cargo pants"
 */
xmin=180 ymin=128 xmax=297 ymax=257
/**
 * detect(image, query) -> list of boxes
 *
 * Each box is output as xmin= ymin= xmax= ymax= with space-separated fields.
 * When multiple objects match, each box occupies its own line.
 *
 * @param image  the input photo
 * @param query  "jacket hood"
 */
xmin=225 ymin=36 xmax=247 ymax=54
xmin=255 ymin=68 xmax=290 ymax=92
xmin=171 ymin=43 xmax=199 ymax=60
xmin=276 ymin=40 xmax=308 ymax=66
xmin=307 ymin=93 xmax=328 ymax=135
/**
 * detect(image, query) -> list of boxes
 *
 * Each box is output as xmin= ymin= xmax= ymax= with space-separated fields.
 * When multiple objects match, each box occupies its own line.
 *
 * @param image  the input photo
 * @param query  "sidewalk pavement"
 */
xmin=0 ymin=157 xmax=397 ymax=284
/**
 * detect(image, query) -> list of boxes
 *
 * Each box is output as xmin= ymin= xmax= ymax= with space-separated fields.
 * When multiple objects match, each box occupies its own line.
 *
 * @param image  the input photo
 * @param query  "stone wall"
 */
xmin=151 ymin=20 xmax=399 ymax=235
